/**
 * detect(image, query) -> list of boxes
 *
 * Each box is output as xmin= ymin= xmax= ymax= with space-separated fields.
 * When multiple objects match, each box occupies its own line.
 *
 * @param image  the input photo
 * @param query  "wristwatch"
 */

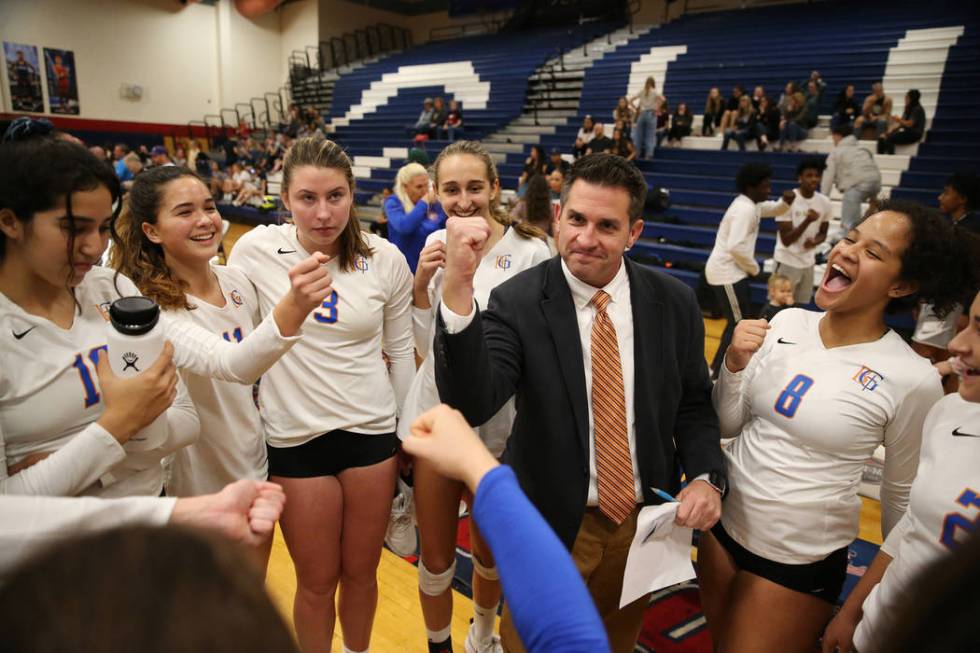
xmin=706 ymin=471 xmax=728 ymax=499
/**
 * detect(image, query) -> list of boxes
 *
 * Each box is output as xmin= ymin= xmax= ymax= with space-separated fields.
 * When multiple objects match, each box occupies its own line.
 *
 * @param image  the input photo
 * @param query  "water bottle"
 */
xmin=105 ymin=296 xmax=167 ymax=451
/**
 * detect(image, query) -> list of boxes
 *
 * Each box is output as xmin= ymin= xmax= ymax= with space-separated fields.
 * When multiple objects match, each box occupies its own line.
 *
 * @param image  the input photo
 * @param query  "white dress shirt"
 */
xmin=440 ymin=258 xmax=643 ymax=504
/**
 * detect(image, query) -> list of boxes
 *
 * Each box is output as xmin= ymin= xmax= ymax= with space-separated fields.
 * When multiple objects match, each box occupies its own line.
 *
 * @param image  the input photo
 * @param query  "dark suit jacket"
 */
xmin=434 ymin=256 xmax=724 ymax=549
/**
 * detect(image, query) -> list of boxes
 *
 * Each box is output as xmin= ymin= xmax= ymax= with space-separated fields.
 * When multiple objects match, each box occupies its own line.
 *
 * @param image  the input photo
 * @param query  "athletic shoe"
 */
xmin=464 ymin=625 xmax=503 ymax=653
xmin=385 ymin=479 xmax=417 ymax=557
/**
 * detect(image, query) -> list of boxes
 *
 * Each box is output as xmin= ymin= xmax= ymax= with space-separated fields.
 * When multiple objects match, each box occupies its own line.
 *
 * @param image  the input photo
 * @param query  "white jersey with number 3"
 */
xmin=853 ymin=393 xmax=980 ymax=652
xmin=713 ymin=308 xmax=942 ymax=563
xmin=228 ymin=224 xmax=415 ymax=447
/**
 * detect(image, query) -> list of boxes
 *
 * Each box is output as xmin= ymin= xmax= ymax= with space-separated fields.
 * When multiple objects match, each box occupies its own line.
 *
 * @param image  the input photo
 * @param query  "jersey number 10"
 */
xmin=72 ymin=345 xmax=109 ymax=408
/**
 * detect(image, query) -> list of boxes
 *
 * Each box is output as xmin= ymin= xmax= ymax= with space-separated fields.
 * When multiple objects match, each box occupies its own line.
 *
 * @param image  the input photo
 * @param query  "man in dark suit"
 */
xmin=433 ymin=153 xmax=725 ymax=652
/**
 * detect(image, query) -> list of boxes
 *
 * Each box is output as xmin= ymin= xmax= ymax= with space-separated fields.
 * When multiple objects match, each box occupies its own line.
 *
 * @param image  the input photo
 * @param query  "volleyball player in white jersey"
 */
xmin=403 ymin=141 xmax=549 ymax=653
xmin=0 ymin=133 xmax=193 ymax=498
xmin=821 ymin=290 xmax=980 ymax=653
xmin=110 ymin=165 xmax=331 ymax=501
xmin=699 ymin=200 xmax=974 ymax=652
xmin=227 ymin=137 xmax=414 ymax=653
xmin=0 ymin=132 xmax=319 ymax=500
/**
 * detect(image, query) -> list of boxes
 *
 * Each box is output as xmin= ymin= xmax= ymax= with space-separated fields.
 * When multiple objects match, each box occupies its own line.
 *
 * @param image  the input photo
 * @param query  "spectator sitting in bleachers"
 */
xmin=703 ymin=86 xmax=724 ymax=136
xmin=207 ymin=160 xmax=226 ymax=198
xmin=284 ymin=103 xmax=301 ymax=138
xmin=410 ymin=97 xmax=435 ymax=137
xmin=113 ymin=142 xmax=133 ymax=183
xmin=778 ymin=94 xmax=808 ymax=152
xmin=722 ymin=96 xmax=758 ymax=152
xmin=750 ymin=85 xmax=766 ymax=111
xmin=121 ymin=151 xmax=142 ymax=191
xmin=800 ymin=81 xmax=821 ymax=129
xmin=755 ymin=95 xmax=780 ymax=151
xmin=831 ymin=83 xmax=860 ymax=129
xmin=430 ymin=96 xmax=448 ymax=136
xmin=654 ymin=101 xmax=670 ymax=147
xmin=610 ymin=125 xmax=637 ymax=161
xmin=613 ymin=96 xmax=635 ymax=131
xmin=384 ymin=161 xmax=446 ymax=272
xmin=667 ymin=102 xmax=693 ymax=145
xmin=807 ymin=69 xmax=826 ymax=97
xmin=854 ymin=82 xmax=893 ymax=139
xmin=821 ymin=122 xmax=882 ymax=236
xmin=220 ymin=161 xmax=252 ymax=202
xmin=150 ymin=145 xmax=173 ymax=168
xmin=878 ymin=89 xmax=926 ymax=154
xmin=777 ymin=81 xmax=805 ymax=116
xmin=586 ymin=122 xmax=614 ymax=155
xmin=547 ymin=168 xmax=564 ymax=201
xmin=573 ymin=115 xmax=596 ymax=158
xmin=441 ymin=99 xmax=463 ymax=141
xmin=518 ymin=145 xmax=547 ymax=196
xmin=173 ymin=144 xmax=187 ymax=168
xmin=629 ymin=76 xmax=664 ymax=159
xmin=719 ymin=85 xmax=746 ymax=134
xmin=545 ymin=147 xmax=569 ymax=176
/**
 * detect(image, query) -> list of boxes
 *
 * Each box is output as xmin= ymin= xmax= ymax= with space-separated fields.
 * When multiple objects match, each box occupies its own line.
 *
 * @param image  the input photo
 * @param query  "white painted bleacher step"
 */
xmin=482 ymin=25 xmax=657 ymax=156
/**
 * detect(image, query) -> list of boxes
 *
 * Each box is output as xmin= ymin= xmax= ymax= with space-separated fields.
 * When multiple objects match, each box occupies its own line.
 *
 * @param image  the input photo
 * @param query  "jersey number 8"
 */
xmin=774 ymin=374 xmax=814 ymax=418
xmin=314 ymin=290 xmax=340 ymax=324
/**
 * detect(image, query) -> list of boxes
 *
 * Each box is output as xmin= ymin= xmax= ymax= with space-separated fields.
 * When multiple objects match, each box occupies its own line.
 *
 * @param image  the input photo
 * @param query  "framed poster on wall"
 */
xmin=3 ymin=42 xmax=44 ymax=113
xmin=43 ymin=47 xmax=80 ymax=115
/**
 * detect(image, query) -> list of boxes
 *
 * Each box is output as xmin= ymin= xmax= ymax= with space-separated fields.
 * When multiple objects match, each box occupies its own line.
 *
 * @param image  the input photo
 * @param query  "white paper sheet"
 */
xmin=619 ymin=502 xmax=697 ymax=608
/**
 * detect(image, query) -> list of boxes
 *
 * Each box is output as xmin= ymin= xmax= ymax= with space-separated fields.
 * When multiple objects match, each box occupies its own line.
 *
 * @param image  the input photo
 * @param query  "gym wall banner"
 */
xmin=44 ymin=47 xmax=79 ymax=115
xmin=3 ymin=42 xmax=44 ymax=113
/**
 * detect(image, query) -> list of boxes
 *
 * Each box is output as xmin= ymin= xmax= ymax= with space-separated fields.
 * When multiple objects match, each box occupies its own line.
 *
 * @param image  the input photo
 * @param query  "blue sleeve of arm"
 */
xmin=385 ymin=196 xmax=429 ymax=234
xmin=473 ymin=466 xmax=610 ymax=653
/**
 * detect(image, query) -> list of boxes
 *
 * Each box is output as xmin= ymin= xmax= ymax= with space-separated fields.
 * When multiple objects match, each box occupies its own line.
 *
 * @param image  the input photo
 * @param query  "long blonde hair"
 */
xmin=432 ymin=140 xmax=544 ymax=242
xmin=282 ymin=136 xmax=372 ymax=271
xmin=393 ymin=162 xmax=428 ymax=212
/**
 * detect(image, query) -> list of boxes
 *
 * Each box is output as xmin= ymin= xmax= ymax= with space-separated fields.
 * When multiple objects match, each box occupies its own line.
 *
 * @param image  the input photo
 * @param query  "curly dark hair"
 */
xmin=735 ymin=163 xmax=773 ymax=195
xmin=876 ymin=199 xmax=980 ymax=317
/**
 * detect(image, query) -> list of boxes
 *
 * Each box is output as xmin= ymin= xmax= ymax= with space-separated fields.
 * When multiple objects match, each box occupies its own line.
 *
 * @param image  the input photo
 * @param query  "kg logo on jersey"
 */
xmin=853 ymin=365 xmax=884 ymax=392
xmin=495 ymin=254 xmax=512 ymax=270
xmin=230 ymin=289 xmax=244 ymax=307
xmin=355 ymin=256 xmax=369 ymax=273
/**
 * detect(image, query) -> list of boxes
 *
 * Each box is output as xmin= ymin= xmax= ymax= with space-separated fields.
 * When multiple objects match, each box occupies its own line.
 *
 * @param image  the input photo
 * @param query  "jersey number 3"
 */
xmin=774 ymin=374 xmax=814 ymax=418
xmin=314 ymin=290 xmax=339 ymax=324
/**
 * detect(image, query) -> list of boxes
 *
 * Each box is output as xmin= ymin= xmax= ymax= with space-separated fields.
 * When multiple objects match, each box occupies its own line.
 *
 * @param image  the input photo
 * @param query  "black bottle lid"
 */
xmin=108 ymin=296 xmax=160 ymax=336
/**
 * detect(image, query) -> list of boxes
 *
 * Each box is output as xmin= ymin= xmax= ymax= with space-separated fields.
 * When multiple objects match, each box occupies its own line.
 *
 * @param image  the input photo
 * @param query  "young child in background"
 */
xmin=760 ymin=273 xmax=795 ymax=321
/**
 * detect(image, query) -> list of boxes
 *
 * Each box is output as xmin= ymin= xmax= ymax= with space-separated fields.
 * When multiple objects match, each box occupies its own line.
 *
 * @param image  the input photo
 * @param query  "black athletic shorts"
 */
xmin=711 ymin=522 xmax=848 ymax=604
xmin=266 ymin=429 xmax=398 ymax=478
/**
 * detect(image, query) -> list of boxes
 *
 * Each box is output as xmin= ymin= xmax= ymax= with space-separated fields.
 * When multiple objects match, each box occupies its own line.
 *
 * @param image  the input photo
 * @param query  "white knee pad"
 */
xmin=418 ymin=558 xmax=456 ymax=596
xmin=471 ymin=555 xmax=499 ymax=582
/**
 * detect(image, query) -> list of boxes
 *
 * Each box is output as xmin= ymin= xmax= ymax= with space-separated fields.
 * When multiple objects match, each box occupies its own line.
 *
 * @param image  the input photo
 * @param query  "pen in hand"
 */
xmin=651 ymin=487 xmax=678 ymax=503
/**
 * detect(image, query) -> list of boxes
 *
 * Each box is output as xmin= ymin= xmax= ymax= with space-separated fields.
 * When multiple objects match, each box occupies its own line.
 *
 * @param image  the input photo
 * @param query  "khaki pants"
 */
xmin=500 ymin=506 xmax=650 ymax=653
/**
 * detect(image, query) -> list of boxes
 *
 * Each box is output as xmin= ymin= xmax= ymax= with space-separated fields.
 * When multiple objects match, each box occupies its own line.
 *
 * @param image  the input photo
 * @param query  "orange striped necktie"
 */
xmin=590 ymin=289 xmax=635 ymax=525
